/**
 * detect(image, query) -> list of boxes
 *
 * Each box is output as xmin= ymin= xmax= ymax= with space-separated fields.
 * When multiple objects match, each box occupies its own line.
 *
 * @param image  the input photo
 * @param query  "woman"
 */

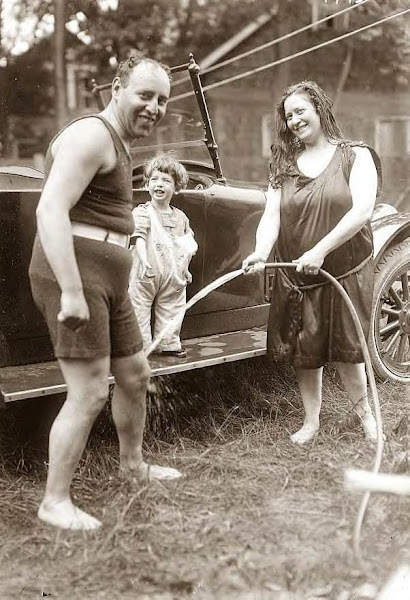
xmin=243 ymin=81 xmax=382 ymax=444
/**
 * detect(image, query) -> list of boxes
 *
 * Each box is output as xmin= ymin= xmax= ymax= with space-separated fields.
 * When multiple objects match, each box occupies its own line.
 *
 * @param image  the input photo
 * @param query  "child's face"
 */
xmin=148 ymin=169 xmax=176 ymax=204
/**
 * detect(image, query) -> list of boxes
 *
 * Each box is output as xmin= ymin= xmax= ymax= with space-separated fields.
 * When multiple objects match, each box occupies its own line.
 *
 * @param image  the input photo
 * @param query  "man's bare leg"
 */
xmin=38 ymin=356 xmax=110 ymax=530
xmin=111 ymin=351 xmax=182 ymax=482
xmin=291 ymin=367 xmax=323 ymax=444
xmin=335 ymin=362 xmax=377 ymax=441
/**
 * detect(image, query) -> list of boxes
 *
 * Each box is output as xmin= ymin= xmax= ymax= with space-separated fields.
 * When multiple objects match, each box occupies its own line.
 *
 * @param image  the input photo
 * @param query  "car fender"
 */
xmin=371 ymin=212 xmax=410 ymax=263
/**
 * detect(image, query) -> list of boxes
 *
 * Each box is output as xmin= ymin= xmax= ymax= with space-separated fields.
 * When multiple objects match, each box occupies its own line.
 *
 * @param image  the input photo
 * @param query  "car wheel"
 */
xmin=369 ymin=239 xmax=410 ymax=382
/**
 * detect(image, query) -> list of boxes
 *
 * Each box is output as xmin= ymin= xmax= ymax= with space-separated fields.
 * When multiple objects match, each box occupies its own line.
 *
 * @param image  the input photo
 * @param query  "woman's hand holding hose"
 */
xmin=242 ymin=252 xmax=267 ymax=275
xmin=293 ymin=247 xmax=325 ymax=276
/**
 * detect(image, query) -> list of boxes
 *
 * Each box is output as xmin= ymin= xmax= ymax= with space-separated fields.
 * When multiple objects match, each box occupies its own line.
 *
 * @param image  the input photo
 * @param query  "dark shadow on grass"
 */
xmin=0 ymin=393 xmax=65 ymax=473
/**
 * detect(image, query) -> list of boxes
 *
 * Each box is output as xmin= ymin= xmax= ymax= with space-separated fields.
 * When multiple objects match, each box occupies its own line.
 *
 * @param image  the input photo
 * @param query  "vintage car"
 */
xmin=1 ymin=55 xmax=410 ymax=405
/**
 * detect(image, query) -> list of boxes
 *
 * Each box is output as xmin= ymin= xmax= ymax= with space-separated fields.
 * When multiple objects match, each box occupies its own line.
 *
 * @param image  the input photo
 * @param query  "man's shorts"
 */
xmin=29 ymin=235 xmax=143 ymax=359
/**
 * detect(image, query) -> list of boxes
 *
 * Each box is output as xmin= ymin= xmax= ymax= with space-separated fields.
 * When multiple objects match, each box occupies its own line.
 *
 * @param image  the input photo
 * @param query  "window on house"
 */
xmin=375 ymin=117 xmax=410 ymax=158
xmin=310 ymin=0 xmax=353 ymax=32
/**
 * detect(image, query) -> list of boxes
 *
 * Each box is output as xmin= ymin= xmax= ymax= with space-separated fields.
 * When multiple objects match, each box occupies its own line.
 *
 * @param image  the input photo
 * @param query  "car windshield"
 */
xmin=130 ymin=101 xmax=212 ymax=167
xmin=93 ymin=66 xmax=214 ymax=169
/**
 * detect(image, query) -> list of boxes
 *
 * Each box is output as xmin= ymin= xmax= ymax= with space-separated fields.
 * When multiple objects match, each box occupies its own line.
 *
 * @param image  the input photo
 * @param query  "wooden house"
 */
xmin=166 ymin=2 xmax=410 ymax=208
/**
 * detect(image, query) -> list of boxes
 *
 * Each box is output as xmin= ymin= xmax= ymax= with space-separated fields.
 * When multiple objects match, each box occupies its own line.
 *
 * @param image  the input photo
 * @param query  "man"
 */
xmin=29 ymin=53 xmax=181 ymax=531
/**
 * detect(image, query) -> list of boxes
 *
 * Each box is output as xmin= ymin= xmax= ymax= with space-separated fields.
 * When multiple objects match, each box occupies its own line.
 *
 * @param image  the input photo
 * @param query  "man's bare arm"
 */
xmin=36 ymin=118 xmax=116 ymax=327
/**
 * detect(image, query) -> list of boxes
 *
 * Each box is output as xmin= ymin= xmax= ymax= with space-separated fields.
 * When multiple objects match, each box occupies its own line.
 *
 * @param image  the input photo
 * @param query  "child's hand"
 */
xmin=183 ymin=269 xmax=192 ymax=284
xmin=138 ymin=259 xmax=152 ymax=279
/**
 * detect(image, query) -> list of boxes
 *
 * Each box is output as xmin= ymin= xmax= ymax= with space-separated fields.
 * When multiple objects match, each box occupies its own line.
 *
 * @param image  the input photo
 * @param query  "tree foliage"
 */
xmin=7 ymin=0 xmax=409 ymax=83
xmin=0 ymin=0 xmax=409 ymax=132
xmin=337 ymin=0 xmax=410 ymax=91
xmin=10 ymin=0 xmax=275 ymax=75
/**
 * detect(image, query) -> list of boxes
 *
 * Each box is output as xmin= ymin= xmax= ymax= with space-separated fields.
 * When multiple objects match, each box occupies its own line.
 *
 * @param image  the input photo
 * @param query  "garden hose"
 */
xmin=264 ymin=263 xmax=383 ymax=565
xmin=146 ymin=262 xmax=384 ymax=562
xmin=145 ymin=268 xmax=245 ymax=356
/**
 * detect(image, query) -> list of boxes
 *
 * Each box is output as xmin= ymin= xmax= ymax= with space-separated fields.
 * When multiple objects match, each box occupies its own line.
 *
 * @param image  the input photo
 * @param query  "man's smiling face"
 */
xmin=113 ymin=62 xmax=171 ymax=141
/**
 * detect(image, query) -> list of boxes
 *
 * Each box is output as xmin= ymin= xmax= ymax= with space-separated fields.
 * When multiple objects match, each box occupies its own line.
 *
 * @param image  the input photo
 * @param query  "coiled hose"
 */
xmin=146 ymin=262 xmax=384 ymax=562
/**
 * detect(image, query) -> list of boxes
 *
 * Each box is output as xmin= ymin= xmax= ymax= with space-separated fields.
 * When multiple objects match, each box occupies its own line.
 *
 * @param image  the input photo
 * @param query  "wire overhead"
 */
xmin=172 ymin=0 xmax=371 ymax=88
xmin=169 ymin=7 xmax=409 ymax=104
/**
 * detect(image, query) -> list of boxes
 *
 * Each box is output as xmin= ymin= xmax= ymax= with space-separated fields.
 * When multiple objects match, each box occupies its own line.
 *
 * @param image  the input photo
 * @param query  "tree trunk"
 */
xmin=54 ymin=0 xmax=67 ymax=130
xmin=271 ymin=10 xmax=291 ymax=105
xmin=333 ymin=41 xmax=353 ymax=113
xmin=0 ymin=0 xmax=10 ymax=156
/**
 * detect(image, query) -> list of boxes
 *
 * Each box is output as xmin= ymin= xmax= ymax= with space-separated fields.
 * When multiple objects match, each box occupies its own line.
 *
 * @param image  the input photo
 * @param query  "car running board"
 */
xmin=0 ymin=327 xmax=267 ymax=404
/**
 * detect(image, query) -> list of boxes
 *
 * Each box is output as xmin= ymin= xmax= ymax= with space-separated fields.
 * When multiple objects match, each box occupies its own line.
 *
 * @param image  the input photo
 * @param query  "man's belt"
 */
xmin=71 ymin=222 xmax=130 ymax=249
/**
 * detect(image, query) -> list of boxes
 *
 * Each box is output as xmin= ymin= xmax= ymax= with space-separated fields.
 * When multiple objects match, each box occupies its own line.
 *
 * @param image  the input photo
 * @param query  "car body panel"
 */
xmin=371 ymin=212 xmax=410 ymax=262
xmin=199 ymin=183 xmax=267 ymax=311
xmin=0 ymin=326 xmax=267 ymax=404
xmin=0 ymin=183 xmax=54 ymax=367
xmin=0 ymin=169 xmax=269 ymax=368
xmin=1 ymin=166 xmax=407 ymax=372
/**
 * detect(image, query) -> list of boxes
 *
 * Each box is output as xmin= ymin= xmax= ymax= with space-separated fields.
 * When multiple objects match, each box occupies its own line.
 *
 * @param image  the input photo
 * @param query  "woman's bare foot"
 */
xmin=38 ymin=499 xmax=101 ymax=531
xmin=360 ymin=412 xmax=378 ymax=441
xmin=290 ymin=424 xmax=319 ymax=445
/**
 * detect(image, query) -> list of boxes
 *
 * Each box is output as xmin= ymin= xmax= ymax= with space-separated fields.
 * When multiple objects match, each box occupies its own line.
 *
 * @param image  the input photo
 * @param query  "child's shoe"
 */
xmin=161 ymin=348 xmax=187 ymax=358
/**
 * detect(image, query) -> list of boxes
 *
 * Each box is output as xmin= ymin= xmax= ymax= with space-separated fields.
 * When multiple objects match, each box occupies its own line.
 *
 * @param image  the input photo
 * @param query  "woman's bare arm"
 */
xmin=242 ymin=186 xmax=282 ymax=271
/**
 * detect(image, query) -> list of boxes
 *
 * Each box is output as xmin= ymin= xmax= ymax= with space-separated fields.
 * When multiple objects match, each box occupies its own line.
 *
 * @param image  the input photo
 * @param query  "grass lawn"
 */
xmin=0 ymin=357 xmax=409 ymax=600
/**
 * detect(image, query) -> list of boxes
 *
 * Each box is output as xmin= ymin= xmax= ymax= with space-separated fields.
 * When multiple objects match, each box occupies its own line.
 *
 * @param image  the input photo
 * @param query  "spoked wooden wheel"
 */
xmin=369 ymin=240 xmax=410 ymax=382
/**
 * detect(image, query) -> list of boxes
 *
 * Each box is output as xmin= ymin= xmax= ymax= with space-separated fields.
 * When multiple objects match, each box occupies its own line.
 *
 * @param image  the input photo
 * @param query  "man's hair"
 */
xmin=144 ymin=151 xmax=189 ymax=192
xmin=270 ymin=80 xmax=344 ymax=188
xmin=115 ymin=50 xmax=171 ymax=86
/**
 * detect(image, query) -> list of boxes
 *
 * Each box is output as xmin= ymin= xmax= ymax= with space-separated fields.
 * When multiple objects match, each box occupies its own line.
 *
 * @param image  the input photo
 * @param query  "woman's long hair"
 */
xmin=269 ymin=81 xmax=344 ymax=188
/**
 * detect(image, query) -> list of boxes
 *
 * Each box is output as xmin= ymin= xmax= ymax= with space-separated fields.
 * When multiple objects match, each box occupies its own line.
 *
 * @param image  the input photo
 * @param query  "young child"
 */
xmin=129 ymin=152 xmax=197 ymax=357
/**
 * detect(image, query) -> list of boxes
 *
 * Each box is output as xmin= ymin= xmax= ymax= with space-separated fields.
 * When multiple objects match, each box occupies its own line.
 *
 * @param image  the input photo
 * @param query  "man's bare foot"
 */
xmin=38 ymin=499 xmax=101 ymax=531
xmin=360 ymin=412 xmax=378 ymax=441
xmin=290 ymin=424 xmax=319 ymax=445
xmin=146 ymin=464 xmax=183 ymax=481
xmin=120 ymin=462 xmax=183 ymax=485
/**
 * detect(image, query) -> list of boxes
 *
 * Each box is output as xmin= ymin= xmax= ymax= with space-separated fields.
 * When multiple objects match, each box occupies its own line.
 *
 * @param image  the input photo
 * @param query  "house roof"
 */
xmin=199 ymin=9 xmax=277 ymax=70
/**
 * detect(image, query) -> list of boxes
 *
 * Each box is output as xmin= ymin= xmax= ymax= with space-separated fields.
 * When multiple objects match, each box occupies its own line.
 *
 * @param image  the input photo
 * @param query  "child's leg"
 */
xmin=128 ymin=276 xmax=156 ymax=350
xmin=153 ymin=282 xmax=186 ymax=351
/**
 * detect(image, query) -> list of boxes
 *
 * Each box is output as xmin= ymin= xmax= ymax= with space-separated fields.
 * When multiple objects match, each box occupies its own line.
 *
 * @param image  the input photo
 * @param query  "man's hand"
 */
xmin=242 ymin=252 xmax=266 ymax=275
xmin=58 ymin=290 xmax=90 ymax=331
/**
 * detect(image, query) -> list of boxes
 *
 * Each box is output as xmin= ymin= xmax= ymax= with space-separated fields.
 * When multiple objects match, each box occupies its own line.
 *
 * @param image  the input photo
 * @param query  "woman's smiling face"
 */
xmin=284 ymin=93 xmax=323 ymax=145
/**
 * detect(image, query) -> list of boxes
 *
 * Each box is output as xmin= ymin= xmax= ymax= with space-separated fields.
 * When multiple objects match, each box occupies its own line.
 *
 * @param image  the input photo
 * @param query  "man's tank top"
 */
xmin=44 ymin=115 xmax=134 ymax=235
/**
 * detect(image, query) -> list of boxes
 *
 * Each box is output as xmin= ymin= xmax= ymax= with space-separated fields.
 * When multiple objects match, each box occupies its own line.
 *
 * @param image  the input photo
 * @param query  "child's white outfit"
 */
xmin=129 ymin=202 xmax=197 ymax=352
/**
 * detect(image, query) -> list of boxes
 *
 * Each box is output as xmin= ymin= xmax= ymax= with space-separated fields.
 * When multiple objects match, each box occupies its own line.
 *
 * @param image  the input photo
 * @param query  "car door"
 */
xmin=191 ymin=180 xmax=270 ymax=337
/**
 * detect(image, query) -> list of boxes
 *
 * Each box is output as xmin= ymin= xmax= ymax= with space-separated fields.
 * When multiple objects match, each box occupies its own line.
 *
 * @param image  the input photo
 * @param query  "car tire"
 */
xmin=369 ymin=239 xmax=410 ymax=383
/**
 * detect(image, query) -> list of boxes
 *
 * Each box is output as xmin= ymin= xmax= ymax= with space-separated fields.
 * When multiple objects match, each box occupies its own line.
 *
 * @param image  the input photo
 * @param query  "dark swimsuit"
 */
xmin=267 ymin=142 xmax=382 ymax=368
xmin=29 ymin=116 xmax=143 ymax=359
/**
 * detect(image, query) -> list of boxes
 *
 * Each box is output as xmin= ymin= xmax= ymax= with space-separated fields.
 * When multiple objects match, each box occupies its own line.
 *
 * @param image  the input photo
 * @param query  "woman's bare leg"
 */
xmin=291 ymin=367 xmax=323 ymax=444
xmin=335 ymin=361 xmax=377 ymax=441
xmin=38 ymin=356 xmax=110 ymax=530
